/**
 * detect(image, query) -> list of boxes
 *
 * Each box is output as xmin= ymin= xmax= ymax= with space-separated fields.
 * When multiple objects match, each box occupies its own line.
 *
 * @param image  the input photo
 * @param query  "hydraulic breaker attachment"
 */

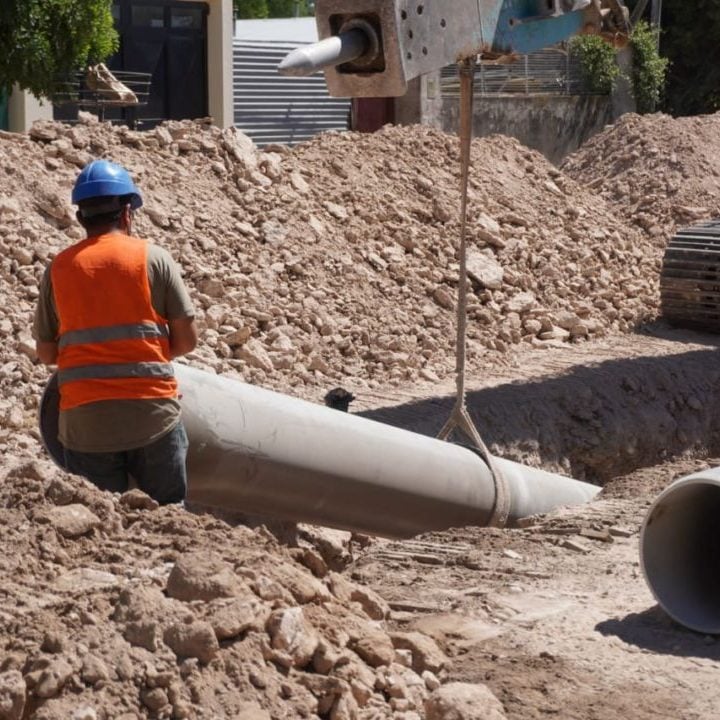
xmin=279 ymin=0 xmax=630 ymax=97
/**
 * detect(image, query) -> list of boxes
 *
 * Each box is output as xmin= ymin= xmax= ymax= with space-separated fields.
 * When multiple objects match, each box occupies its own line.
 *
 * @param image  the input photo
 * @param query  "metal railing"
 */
xmin=53 ymin=70 xmax=152 ymax=127
xmin=441 ymin=47 xmax=590 ymax=97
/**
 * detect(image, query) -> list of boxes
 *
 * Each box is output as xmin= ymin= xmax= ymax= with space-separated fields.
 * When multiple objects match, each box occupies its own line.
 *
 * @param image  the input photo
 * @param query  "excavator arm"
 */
xmin=279 ymin=0 xmax=630 ymax=97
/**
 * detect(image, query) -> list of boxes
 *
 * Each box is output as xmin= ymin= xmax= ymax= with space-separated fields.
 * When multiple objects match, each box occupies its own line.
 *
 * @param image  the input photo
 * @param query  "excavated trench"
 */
xmin=360 ymin=325 xmax=720 ymax=487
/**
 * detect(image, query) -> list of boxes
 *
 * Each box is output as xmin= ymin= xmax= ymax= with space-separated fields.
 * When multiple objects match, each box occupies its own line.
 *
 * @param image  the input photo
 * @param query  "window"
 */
xmin=171 ymin=7 xmax=203 ymax=29
xmin=132 ymin=6 xmax=165 ymax=28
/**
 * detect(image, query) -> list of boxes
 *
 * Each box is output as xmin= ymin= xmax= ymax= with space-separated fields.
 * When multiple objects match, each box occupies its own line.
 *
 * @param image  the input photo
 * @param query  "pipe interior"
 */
xmin=642 ymin=482 xmax=720 ymax=634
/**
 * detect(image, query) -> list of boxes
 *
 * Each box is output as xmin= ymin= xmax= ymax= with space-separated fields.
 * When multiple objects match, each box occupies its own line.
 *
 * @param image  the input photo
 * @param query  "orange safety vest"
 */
xmin=51 ymin=233 xmax=178 ymax=410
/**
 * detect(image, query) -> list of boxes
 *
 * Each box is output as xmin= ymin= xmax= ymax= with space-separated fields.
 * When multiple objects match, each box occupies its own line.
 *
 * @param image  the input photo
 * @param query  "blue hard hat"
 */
xmin=71 ymin=160 xmax=143 ymax=209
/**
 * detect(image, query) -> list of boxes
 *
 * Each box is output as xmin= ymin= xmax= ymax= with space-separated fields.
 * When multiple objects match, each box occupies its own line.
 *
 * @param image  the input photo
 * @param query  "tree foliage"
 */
xmin=569 ymin=34 xmax=621 ymax=95
xmin=234 ymin=0 xmax=313 ymax=19
xmin=660 ymin=0 xmax=720 ymax=115
xmin=630 ymin=21 xmax=669 ymax=114
xmin=0 ymin=0 xmax=118 ymax=98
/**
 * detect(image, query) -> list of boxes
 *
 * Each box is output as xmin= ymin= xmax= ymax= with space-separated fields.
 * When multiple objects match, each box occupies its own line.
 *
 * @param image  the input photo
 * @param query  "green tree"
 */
xmin=234 ymin=0 xmax=313 ymax=18
xmin=660 ymin=0 xmax=720 ymax=115
xmin=0 ymin=0 xmax=118 ymax=98
xmin=629 ymin=21 xmax=668 ymax=113
xmin=569 ymin=34 xmax=621 ymax=95
xmin=235 ymin=0 xmax=269 ymax=19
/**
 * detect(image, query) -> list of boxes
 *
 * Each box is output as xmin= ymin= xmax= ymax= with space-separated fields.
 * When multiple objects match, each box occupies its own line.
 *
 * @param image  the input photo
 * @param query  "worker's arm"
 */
xmin=35 ymin=341 xmax=59 ymax=365
xmin=33 ymin=267 xmax=60 ymax=365
xmin=147 ymin=246 xmax=198 ymax=360
xmin=168 ymin=316 xmax=198 ymax=359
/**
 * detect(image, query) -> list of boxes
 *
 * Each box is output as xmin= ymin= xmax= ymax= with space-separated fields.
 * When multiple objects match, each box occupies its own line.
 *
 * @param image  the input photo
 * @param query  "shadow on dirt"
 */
xmin=361 ymin=345 xmax=720 ymax=483
xmin=596 ymin=606 xmax=720 ymax=660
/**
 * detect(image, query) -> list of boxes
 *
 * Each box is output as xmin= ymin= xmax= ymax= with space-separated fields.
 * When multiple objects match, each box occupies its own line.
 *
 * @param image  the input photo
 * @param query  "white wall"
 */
xmin=8 ymin=87 xmax=53 ymax=133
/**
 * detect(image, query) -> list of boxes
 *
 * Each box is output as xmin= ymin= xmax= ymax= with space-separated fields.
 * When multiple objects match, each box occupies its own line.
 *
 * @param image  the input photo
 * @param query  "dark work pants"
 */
xmin=63 ymin=421 xmax=188 ymax=505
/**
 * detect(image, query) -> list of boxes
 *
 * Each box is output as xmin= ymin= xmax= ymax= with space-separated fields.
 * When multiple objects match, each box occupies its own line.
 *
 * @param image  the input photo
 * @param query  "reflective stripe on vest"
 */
xmin=58 ymin=321 xmax=169 ymax=349
xmin=57 ymin=361 xmax=175 ymax=386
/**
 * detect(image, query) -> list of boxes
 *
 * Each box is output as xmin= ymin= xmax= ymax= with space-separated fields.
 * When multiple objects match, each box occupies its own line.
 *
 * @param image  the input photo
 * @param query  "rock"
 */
xmin=43 ymin=504 xmax=101 ymax=538
xmin=141 ymin=687 xmax=169 ymax=712
xmin=505 ymin=292 xmax=536 ymax=314
xmin=166 ymin=552 xmax=243 ymax=602
xmin=290 ymin=172 xmax=310 ymax=194
xmin=433 ymin=287 xmax=454 ymax=310
xmin=155 ymin=126 xmax=173 ymax=146
xmin=81 ymin=655 xmax=110 ymax=685
xmin=0 ymin=196 xmax=21 ymax=215
xmin=259 ymin=152 xmax=283 ymax=181
xmin=466 ymin=250 xmax=504 ymax=290
xmin=71 ymin=707 xmax=98 ymax=720
xmin=236 ymin=703 xmax=272 ymax=720
xmin=422 ymin=670 xmax=441 ymax=691
xmin=34 ymin=658 xmax=73 ymax=699
xmin=164 ymin=622 xmax=220 ymax=664
xmin=10 ymin=247 xmax=32 ymax=266
xmin=389 ymin=632 xmax=448 ymax=674
xmin=351 ymin=630 xmax=396 ymax=668
xmin=206 ymin=596 xmax=271 ymax=640
xmin=539 ymin=326 xmax=571 ymax=341
xmin=267 ymin=607 xmax=319 ymax=669
xmin=432 ymin=198 xmax=453 ymax=223
xmin=554 ymin=310 xmax=582 ymax=331
xmin=239 ymin=339 xmax=274 ymax=373
xmin=29 ymin=122 xmax=58 ymax=141
xmin=145 ymin=207 xmax=170 ymax=228
xmin=324 ymin=202 xmax=348 ymax=220
xmin=0 ymin=670 xmax=25 ymax=720
xmin=119 ymin=489 xmax=159 ymax=511
xmin=124 ymin=621 xmax=160 ymax=652
xmin=350 ymin=585 xmax=390 ymax=621
xmin=224 ymin=326 xmax=252 ymax=347
xmin=261 ymin=219 xmax=287 ymax=244
xmin=425 ymin=682 xmax=507 ymax=720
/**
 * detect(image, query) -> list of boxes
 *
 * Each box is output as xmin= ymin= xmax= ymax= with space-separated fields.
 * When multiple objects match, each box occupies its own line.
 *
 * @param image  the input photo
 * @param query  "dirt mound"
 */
xmin=0 ymin=117 xmax=661 ymax=439
xmin=561 ymin=111 xmax=720 ymax=238
xmin=0 ymin=459 xmax=453 ymax=719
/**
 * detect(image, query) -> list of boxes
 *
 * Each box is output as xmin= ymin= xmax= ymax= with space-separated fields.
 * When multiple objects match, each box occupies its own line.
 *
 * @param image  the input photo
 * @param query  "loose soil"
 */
xmin=1 ymin=110 xmax=720 ymax=719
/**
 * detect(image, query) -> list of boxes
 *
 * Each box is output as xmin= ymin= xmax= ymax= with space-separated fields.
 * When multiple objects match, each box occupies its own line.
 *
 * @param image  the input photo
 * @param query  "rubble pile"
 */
xmin=562 ymin=111 xmax=720 ymax=237
xmin=0 ymin=460 xmax=470 ymax=720
xmin=0 ymin=117 xmax=661 ymax=443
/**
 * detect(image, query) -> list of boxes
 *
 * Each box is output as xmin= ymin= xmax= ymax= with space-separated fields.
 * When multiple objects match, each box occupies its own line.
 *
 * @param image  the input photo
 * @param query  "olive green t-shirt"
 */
xmin=33 ymin=240 xmax=195 ymax=453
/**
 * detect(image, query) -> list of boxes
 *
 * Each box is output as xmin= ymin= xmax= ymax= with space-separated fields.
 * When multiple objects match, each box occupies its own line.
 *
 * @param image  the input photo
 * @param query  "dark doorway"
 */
xmin=55 ymin=0 xmax=208 ymax=127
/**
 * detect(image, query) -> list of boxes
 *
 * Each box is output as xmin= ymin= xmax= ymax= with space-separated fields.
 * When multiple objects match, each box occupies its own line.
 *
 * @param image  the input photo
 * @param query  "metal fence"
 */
xmin=441 ymin=47 xmax=590 ymax=97
xmin=234 ymin=40 xmax=351 ymax=147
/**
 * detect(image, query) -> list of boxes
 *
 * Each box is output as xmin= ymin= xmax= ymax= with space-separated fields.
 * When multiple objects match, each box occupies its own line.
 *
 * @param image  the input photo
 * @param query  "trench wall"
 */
xmin=362 ymin=340 xmax=720 ymax=484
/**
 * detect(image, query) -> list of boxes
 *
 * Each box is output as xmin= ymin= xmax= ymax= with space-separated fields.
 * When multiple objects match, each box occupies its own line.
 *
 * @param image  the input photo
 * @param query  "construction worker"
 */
xmin=33 ymin=160 xmax=197 ymax=504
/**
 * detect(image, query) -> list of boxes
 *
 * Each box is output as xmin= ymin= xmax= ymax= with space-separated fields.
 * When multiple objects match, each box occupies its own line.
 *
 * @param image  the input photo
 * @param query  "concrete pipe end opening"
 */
xmin=640 ymin=475 xmax=720 ymax=635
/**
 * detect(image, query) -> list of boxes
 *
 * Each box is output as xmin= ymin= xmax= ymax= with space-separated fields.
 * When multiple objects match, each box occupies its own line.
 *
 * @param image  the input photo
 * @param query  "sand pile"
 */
xmin=562 ymin=111 xmax=720 ymax=238
xmin=0 ymin=459 xmax=458 ymax=720
xmin=0 ymin=116 xmax=661 ymax=440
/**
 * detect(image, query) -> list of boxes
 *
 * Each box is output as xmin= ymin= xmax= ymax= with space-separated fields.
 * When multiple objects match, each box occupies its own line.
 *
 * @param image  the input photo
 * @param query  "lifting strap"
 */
xmin=436 ymin=57 xmax=511 ymax=528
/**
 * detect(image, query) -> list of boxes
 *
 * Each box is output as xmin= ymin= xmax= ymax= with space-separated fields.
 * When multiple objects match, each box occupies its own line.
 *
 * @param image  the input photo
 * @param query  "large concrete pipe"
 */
xmin=641 ymin=468 xmax=720 ymax=634
xmin=39 ymin=363 xmax=599 ymax=538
